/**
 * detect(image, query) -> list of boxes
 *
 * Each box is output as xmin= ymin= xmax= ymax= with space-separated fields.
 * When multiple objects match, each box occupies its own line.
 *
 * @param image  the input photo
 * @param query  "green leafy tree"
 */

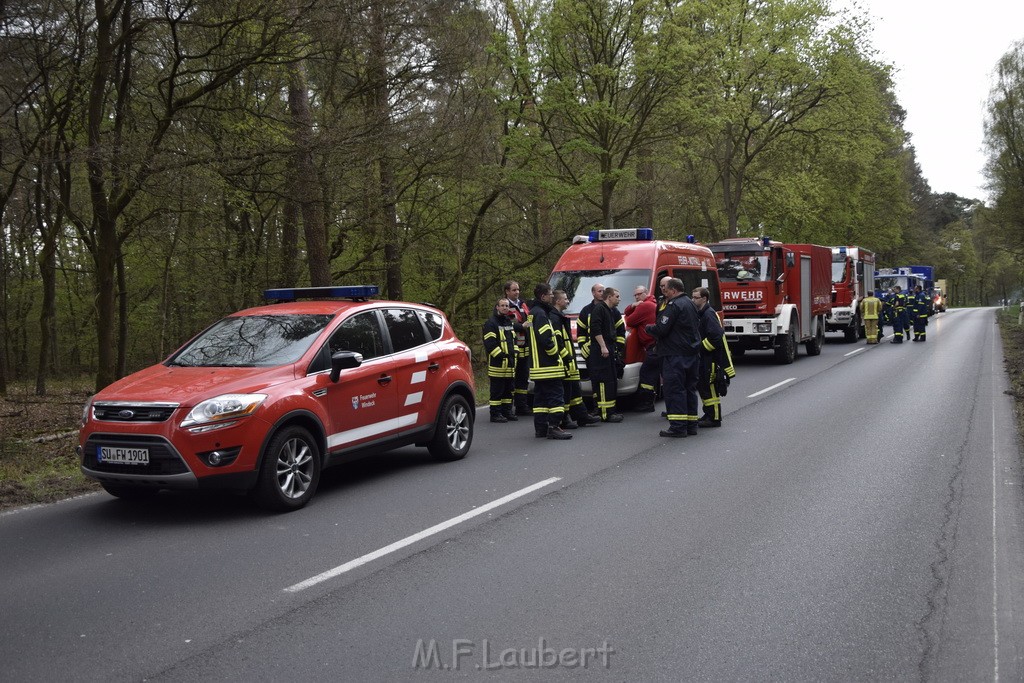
xmin=985 ymin=40 xmax=1024 ymax=258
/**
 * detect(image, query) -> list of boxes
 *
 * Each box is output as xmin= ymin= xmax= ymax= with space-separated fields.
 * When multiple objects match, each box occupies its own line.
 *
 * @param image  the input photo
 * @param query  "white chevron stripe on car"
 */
xmin=327 ymin=413 xmax=419 ymax=449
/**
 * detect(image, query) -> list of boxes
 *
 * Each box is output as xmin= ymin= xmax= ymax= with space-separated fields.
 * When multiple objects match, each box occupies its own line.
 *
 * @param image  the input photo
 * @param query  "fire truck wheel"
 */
xmin=806 ymin=319 xmax=824 ymax=356
xmin=774 ymin=322 xmax=797 ymax=364
xmin=844 ymin=318 xmax=859 ymax=342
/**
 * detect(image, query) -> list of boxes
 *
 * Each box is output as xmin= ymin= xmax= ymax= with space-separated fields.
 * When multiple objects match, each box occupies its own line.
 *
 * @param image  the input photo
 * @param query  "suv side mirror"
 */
xmin=330 ymin=351 xmax=363 ymax=383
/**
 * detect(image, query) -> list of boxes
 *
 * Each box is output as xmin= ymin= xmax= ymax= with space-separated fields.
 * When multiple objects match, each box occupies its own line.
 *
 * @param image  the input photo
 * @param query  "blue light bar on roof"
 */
xmin=587 ymin=228 xmax=654 ymax=242
xmin=263 ymin=285 xmax=380 ymax=301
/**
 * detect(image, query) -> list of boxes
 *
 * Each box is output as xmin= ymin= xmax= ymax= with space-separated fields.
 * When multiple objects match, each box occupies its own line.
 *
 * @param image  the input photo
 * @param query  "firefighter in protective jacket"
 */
xmin=482 ymin=298 xmax=518 ymax=423
xmin=693 ymin=287 xmax=735 ymax=427
xmin=527 ymin=283 xmax=573 ymax=440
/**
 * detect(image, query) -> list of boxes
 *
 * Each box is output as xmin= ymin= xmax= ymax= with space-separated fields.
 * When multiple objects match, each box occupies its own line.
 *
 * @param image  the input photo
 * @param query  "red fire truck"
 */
xmin=706 ymin=237 xmax=832 ymax=364
xmin=826 ymin=246 xmax=876 ymax=342
xmin=547 ymin=228 xmax=721 ymax=395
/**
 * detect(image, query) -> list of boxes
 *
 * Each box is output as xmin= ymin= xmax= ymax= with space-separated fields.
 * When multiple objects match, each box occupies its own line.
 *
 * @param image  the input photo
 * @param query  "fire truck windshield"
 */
xmin=715 ymin=254 xmax=770 ymax=282
xmin=547 ymin=269 xmax=651 ymax=315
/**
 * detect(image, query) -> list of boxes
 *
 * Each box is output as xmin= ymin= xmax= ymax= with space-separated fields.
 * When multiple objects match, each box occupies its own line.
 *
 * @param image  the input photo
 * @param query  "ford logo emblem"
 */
xmin=118 ymin=409 xmax=135 ymax=419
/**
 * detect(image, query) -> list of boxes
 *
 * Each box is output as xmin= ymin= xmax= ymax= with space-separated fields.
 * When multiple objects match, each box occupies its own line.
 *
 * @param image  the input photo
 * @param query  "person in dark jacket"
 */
xmin=693 ymin=287 xmax=735 ymax=428
xmin=645 ymin=278 xmax=701 ymax=437
xmin=504 ymin=280 xmax=533 ymax=415
xmin=527 ymin=283 xmax=573 ymax=440
xmin=587 ymin=287 xmax=624 ymax=423
xmin=482 ymin=298 xmax=518 ymax=423
xmin=552 ymin=289 xmax=600 ymax=428
xmin=576 ymin=282 xmax=605 ymax=361
xmin=624 ymin=285 xmax=658 ymax=411
xmin=911 ymin=285 xmax=929 ymax=341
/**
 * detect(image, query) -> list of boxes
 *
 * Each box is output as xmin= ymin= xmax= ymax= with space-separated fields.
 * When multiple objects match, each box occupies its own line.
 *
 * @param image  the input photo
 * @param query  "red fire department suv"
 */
xmin=77 ymin=286 xmax=476 ymax=511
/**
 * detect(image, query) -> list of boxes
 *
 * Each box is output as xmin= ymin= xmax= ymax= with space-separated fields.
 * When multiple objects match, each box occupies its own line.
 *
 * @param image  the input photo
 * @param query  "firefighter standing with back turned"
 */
xmin=860 ymin=290 xmax=882 ymax=344
xmin=912 ymin=284 xmax=929 ymax=342
xmin=646 ymin=278 xmax=701 ymax=438
xmin=587 ymin=288 xmax=625 ymax=422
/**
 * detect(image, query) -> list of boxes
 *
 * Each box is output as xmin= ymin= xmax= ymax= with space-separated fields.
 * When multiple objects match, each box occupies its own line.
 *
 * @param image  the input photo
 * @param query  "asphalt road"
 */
xmin=2 ymin=307 xmax=1023 ymax=681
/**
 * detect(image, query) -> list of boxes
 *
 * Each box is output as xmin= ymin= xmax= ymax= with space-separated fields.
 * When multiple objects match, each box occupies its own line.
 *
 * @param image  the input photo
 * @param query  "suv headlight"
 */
xmin=81 ymin=396 xmax=94 ymax=427
xmin=181 ymin=393 xmax=267 ymax=428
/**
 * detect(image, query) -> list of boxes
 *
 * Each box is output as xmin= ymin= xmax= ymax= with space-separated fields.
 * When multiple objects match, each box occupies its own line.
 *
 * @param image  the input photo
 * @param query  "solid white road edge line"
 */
xmin=746 ymin=378 xmax=796 ymax=398
xmin=844 ymin=347 xmax=866 ymax=357
xmin=991 ymin=327 xmax=1000 ymax=681
xmin=283 ymin=476 xmax=563 ymax=593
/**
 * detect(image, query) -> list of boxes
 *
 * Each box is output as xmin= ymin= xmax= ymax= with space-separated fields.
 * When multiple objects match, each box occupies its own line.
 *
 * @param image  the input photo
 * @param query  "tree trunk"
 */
xmin=35 ymin=168 xmax=58 ymax=396
xmin=287 ymin=59 xmax=330 ymax=287
xmin=116 ymin=249 xmax=128 ymax=378
xmin=85 ymin=0 xmax=120 ymax=391
xmin=369 ymin=2 xmax=402 ymax=300
xmin=723 ymin=127 xmax=739 ymax=237
xmin=279 ymin=195 xmax=300 ymax=287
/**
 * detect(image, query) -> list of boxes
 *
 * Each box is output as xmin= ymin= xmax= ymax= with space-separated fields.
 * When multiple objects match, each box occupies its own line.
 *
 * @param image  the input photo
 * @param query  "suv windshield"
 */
xmin=548 ymin=269 xmax=652 ymax=315
xmin=169 ymin=314 xmax=334 ymax=367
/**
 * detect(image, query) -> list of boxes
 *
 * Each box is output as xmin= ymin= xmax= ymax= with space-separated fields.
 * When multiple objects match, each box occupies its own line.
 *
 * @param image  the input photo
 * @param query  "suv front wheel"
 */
xmin=429 ymin=394 xmax=473 ymax=461
xmin=252 ymin=425 xmax=322 ymax=511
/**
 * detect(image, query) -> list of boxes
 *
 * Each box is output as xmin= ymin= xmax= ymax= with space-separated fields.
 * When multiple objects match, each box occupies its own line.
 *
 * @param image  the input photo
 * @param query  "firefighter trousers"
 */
xmin=662 ymin=355 xmax=699 ymax=432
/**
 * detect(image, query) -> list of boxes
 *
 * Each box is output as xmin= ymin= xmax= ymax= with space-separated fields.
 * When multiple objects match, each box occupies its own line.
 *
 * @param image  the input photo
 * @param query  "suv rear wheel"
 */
xmin=252 ymin=425 xmax=321 ymax=511
xmin=429 ymin=394 xmax=473 ymax=461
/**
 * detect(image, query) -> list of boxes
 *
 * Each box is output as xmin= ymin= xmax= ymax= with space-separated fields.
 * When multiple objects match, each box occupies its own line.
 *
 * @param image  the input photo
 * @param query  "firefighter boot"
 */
xmin=534 ymin=415 xmax=548 ymax=438
xmin=547 ymin=426 xmax=573 ymax=440
xmin=515 ymin=394 xmax=533 ymax=416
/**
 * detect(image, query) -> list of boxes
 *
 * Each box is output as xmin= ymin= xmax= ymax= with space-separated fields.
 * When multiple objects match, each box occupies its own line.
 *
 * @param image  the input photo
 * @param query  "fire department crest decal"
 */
xmin=351 ymin=396 xmax=360 ymax=410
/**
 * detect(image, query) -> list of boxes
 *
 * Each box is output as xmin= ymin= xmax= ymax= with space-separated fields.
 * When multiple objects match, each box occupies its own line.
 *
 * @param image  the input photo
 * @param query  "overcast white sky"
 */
xmin=831 ymin=0 xmax=1024 ymax=201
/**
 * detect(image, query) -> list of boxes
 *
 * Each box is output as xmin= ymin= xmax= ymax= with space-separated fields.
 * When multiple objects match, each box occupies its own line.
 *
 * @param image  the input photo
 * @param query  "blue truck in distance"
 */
xmin=874 ymin=266 xmax=937 ymax=315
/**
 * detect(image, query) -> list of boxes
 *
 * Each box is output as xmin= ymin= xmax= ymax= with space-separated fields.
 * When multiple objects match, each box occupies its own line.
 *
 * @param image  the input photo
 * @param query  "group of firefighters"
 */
xmin=859 ymin=284 xmax=932 ymax=344
xmin=482 ymin=279 xmax=735 ymax=440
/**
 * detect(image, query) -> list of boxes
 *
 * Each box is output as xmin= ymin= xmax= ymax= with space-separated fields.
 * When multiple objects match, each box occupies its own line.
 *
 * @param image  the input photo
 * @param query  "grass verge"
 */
xmin=0 ymin=379 xmax=99 ymax=511
xmin=997 ymin=307 xmax=1024 ymax=446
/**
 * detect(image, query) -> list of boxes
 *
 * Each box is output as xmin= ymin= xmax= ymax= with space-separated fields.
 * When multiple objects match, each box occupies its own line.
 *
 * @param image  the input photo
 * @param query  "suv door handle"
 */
xmin=428 ymin=362 xmax=440 ymax=372
xmin=377 ymin=374 xmax=393 ymax=385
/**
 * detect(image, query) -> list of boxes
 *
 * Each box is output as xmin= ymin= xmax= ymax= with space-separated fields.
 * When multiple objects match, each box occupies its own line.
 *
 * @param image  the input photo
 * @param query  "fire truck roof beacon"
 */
xmin=587 ymin=228 xmax=654 ymax=243
xmin=263 ymin=285 xmax=380 ymax=301
xmin=762 ymin=236 xmax=771 ymax=247
xmin=686 ymin=234 xmax=696 ymax=243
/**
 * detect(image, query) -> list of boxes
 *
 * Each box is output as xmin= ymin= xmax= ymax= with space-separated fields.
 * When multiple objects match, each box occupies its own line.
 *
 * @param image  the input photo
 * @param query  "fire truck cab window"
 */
xmin=715 ymin=254 xmax=770 ymax=283
xmin=671 ymin=269 xmax=722 ymax=311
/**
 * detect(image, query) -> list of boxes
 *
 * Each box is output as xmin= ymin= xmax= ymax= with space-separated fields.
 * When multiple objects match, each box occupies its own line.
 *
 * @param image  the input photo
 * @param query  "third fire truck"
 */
xmin=826 ymin=246 xmax=876 ymax=342
xmin=707 ymin=237 xmax=833 ymax=364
